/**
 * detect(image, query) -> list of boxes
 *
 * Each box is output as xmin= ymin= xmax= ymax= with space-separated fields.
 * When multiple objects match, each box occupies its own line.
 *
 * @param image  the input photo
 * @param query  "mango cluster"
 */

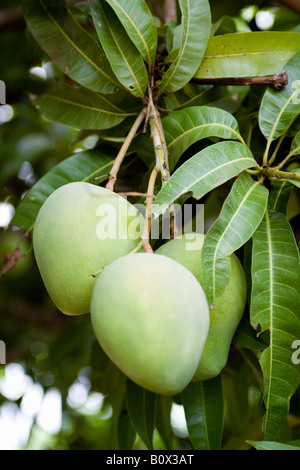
xmin=33 ymin=182 xmax=247 ymax=395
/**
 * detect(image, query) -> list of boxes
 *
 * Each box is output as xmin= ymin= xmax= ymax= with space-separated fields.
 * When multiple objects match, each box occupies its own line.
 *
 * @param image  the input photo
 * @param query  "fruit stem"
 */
xmin=142 ymin=166 xmax=159 ymax=253
xmin=106 ymin=107 xmax=147 ymax=191
xmin=149 ymin=110 xmax=179 ymax=239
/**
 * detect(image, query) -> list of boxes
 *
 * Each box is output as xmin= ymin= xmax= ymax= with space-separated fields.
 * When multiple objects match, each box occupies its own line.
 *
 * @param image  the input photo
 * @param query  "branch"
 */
xmin=190 ymin=72 xmax=289 ymax=90
xmin=264 ymin=167 xmax=300 ymax=182
xmin=164 ymin=0 xmax=177 ymax=23
xmin=0 ymin=7 xmax=25 ymax=30
xmin=279 ymin=0 xmax=300 ymax=13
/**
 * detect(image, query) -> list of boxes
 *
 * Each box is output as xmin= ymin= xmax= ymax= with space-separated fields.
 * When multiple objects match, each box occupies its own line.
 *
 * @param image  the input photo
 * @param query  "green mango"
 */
xmin=33 ymin=182 xmax=142 ymax=315
xmin=156 ymin=233 xmax=247 ymax=381
xmin=90 ymin=253 xmax=210 ymax=395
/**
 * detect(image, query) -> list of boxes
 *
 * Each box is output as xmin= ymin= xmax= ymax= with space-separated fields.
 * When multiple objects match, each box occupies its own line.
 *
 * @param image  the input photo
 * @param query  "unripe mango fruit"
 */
xmin=33 ymin=182 xmax=142 ymax=315
xmin=90 ymin=253 xmax=210 ymax=395
xmin=156 ymin=233 xmax=247 ymax=381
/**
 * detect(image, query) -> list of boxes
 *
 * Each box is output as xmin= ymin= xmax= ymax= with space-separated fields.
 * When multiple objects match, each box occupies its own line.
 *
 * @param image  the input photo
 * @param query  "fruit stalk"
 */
xmin=142 ymin=166 xmax=159 ymax=253
xmin=149 ymin=109 xmax=178 ymax=238
xmin=106 ymin=107 xmax=147 ymax=191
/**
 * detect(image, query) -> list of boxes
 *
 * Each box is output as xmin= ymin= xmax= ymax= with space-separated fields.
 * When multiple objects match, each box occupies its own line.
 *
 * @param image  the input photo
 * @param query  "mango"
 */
xmin=156 ymin=233 xmax=247 ymax=381
xmin=90 ymin=253 xmax=210 ymax=395
xmin=33 ymin=182 xmax=142 ymax=315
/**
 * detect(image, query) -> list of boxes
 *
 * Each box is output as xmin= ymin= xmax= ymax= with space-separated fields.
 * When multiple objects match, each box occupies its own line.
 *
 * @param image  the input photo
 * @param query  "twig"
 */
xmin=149 ymin=114 xmax=168 ymax=181
xmin=142 ymin=166 xmax=159 ymax=253
xmin=106 ymin=107 xmax=147 ymax=191
xmin=117 ymin=192 xmax=156 ymax=198
xmin=274 ymin=146 xmax=300 ymax=170
xmin=164 ymin=0 xmax=177 ymax=22
xmin=279 ymin=0 xmax=300 ymax=14
xmin=268 ymin=131 xmax=288 ymax=166
xmin=190 ymin=72 xmax=289 ymax=90
xmin=264 ymin=167 xmax=300 ymax=182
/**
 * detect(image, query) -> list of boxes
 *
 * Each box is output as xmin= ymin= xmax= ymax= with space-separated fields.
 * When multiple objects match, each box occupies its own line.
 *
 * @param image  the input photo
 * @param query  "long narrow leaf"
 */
xmin=90 ymin=0 xmax=147 ymax=97
xmin=182 ymin=377 xmax=224 ymax=450
xmin=105 ymin=0 xmax=157 ymax=66
xmin=202 ymin=173 xmax=268 ymax=306
xmin=194 ymin=32 xmax=300 ymax=79
xmin=152 ymin=142 xmax=257 ymax=216
xmin=251 ymin=209 xmax=300 ymax=441
xmin=22 ymin=0 xmax=120 ymax=93
xmin=162 ymin=106 xmax=243 ymax=170
xmin=291 ymin=131 xmax=300 ymax=155
xmin=155 ymin=395 xmax=173 ymax=450
xmin=158 ymin=0 xmax=211 ymax=95
xmin=126 ymin=379 xmax=157 ymax=450
xmin=35 ymin=81 xmax=129 ymax=130
xmin=247 ymin=440 xmax=300 ymax=451
xmin=259 ymin=50 xmax=300 ymax=142
xmin=268 ymin=180 xmax=293 ymax=214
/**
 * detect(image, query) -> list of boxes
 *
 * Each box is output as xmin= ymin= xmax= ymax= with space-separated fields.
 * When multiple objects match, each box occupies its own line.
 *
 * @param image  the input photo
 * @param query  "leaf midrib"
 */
xmin=159 ymin=1 xmax=191 ymax=93
xmin=99 ymin=5 xmax=144 ymax=96
xmin=263 ymin=209 xmax=274 ymax=429
xmin=203 ymin=50 xmax=296 ymax=60
xmin=42 ymin=94 xmax=126 ymax=117
xmin=167 ymin=123 xmax=242 ymax=150
xmin=267 ymin=83 xmax=300 ymax=144
xmin=172 ymin=156 xmax=256 ymax=198
xmin=108 ymin=0 xmax=152 ymax=65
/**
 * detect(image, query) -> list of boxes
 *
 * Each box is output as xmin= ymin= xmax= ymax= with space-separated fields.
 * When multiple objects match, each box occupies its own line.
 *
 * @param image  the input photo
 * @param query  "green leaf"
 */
xmin=247 ymin=440 xmax=300 ymax=451
xmin=211 ymin=15 xmax=251 ymax=36
xmin=22 ymin=0 xmax=120 ymax=93
xmin=90 ymin=0 xmax=147 ymax=98
xmin=126 ymin=379 xmax=157 ymax=450
xmin=109 ymin=371 xmax=128 ymax=450
xmin=202 ymin=173 xmax=268 ymax=306
xmin=250 ymin=209 xmax=300 ymax=441
xmin=105 ymin=0 xmax=157 ymax=66
xmin=158 ymin=0 xmax=211 ymax=95
xmin=268 ymin=180 xmax=294 ymax=214
xmin=11 ymin=149 xmax=114 ymax=231
xmin=194 ymin=32 xmax=300 ymax=79
xmin=155 ymin=395 xmax=173 ymax=450
xmin=162 ymin=105 xmax=244 ymax=170
xmin=35 ymin=81 xmax=129 ymax=130
xmin=152 ymin=142 xmax=257 ymax=216
xmin=232 ymin=318 xmax=268 ymax=351
xmin=259 ymin=50 xmax=300 ymax=142
xmin=291 ymin=131 xmax=300 ymax=155
xmin=117 ymin=408 xmax=136 ymax=450
xmin=182 ymin=377 xmax=224 ymax=450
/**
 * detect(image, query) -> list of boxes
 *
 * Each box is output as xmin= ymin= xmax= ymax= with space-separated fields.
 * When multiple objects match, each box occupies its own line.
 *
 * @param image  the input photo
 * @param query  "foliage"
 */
xmin=0 ymin=0 xmax=300 ymax=451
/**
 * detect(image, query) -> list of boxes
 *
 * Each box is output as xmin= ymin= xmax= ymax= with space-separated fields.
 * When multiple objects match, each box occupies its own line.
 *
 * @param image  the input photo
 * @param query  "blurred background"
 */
xmin=0 ymin=0 xmax=300 ymax=450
